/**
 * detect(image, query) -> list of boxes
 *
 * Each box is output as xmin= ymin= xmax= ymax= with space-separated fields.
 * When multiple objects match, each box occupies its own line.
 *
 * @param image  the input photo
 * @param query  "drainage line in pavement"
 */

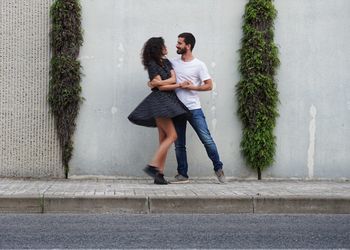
xmin=39 ymin=194 xmax=44 ymax=213
xmin=252 ymin=197 xmax=256 ymax=213
xmin=147 ymin=197 xmax=151 ymax=213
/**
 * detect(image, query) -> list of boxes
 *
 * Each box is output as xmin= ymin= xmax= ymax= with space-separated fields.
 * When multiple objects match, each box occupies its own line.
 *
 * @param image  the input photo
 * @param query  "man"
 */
xmin=170 ymin=32 xmax=225 ymax=183
xmin=149 ymin=33 xmax=225 ymax=183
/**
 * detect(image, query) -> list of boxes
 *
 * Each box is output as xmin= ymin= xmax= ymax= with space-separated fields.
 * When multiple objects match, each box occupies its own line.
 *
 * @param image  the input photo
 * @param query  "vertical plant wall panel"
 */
xmin=0 ymin=0 xmax=64 ymax=178
xmin=49 ymin=0 xmax=83 ymax=178
xmin=236 ymin=0 xmax=280 ymax=179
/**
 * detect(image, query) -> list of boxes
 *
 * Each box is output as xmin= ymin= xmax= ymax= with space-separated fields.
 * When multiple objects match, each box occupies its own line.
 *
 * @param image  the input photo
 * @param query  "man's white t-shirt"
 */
xmin=170 ymin=57 xmax=211 ymax=110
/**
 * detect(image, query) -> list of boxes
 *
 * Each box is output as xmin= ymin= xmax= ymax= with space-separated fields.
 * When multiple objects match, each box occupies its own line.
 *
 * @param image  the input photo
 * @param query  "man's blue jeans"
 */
xmin=173 ymin=108 xmax=223 ymax=178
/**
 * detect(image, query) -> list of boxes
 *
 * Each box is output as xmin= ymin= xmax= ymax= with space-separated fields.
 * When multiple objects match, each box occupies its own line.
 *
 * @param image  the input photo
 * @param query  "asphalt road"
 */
xmin=0 ymin=214 xmax=349 ymax=249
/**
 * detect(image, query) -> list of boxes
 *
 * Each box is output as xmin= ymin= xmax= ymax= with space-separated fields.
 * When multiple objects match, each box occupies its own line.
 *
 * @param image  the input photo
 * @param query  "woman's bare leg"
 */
xmin=149 ymin=118 xmax=177 ymax=173
xmin=158 ymin=126 xmax=166 ymax=145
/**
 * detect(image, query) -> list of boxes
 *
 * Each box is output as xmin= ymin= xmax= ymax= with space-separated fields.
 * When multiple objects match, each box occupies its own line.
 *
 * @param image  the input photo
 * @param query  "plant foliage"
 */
xmin=236 ymin=0 xmax=280 ymax=179
xmin=49 ymin=0 xmax=83 ymax=178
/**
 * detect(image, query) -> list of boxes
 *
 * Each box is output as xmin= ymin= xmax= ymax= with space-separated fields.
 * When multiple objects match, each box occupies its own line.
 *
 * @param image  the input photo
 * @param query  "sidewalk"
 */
xmin=0 ymin=177 xmax=349 ymax=214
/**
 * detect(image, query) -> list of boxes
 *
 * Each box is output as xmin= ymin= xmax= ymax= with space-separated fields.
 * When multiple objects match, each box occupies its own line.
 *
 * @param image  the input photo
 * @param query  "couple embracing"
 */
xmin=128 ymin=32 xmax=225 ymax=185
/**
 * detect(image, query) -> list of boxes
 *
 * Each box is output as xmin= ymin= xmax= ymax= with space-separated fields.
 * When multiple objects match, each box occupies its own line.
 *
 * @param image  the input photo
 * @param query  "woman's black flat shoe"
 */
xmin=143 ymin=165 xmax=159 ymax=178
xmin=154 ymin=173 xmax=169 ymax=185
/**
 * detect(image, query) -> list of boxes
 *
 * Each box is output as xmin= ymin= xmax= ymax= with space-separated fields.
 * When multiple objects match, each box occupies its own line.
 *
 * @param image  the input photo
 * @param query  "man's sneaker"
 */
xmin=170 ymin=174 xmax=189 ymax=184
xmin=143 ymin=165 xmax=159 ymax=178
xmin=215 ymin=169 xmax=226 ymax=183
xmin=154 ymin=173 xmax=169 ymax=185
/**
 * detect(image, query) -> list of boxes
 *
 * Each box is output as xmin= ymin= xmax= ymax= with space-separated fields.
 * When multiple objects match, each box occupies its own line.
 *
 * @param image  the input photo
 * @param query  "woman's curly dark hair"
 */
xmin=141 ymin=37 xmax=165 ymax=69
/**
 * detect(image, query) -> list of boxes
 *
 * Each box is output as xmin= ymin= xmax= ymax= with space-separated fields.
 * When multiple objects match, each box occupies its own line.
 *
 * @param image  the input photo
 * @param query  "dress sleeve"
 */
xmin=147 ymin=61 xmax=160 ymax=80
xmin=164 ymin=59 xmax=173 ymax=71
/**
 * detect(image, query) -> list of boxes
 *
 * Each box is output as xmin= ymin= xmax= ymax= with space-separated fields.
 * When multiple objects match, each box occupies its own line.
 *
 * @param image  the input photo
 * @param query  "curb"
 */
xmin=253 ymin=196 xmax=350 ymax=214
xmin=44 ymin=196 xmax=149 ymax=213
xmin=0 ymin=196 xmax=43 ymax=213
xmin=1 ymin=196 xmax=349 ymax=214
xmin=149 ymin=196 xmax=253 ymax=214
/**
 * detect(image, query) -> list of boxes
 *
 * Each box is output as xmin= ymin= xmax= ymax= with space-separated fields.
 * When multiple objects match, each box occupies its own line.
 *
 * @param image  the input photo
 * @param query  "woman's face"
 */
xmin=162 ymin=45 xmax=168 ymax=56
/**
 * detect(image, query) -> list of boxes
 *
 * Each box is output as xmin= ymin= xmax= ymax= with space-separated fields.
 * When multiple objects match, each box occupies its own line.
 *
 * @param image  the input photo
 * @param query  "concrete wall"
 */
xmin=1 ymin=0 xmax=349 ymax=179
xmin=69 ymin=0 xmax=246 ymax=178
xmin=69 ymin=0 xmax=350 ymax=179
xmin=270 ymin=0 xmax=350 ymax=179
xmin=0 ymin=0 xmax=64 ymax=178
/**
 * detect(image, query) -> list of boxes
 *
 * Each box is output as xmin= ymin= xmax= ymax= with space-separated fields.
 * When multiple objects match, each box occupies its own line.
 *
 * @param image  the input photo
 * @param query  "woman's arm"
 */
xmin=150 ymin=70 xmax=176 ymax=87
xmin=151 ymin=72 xmax=180 ymax=91
xmin=158 ymin=83 xmax=181 ymax=91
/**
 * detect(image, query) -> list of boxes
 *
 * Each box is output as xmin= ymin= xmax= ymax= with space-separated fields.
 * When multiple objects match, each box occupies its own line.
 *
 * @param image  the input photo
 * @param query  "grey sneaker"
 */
xmin=170 ymin=174 xmax=189 ymax=184
xmin=215 ymin=169 xmax=226 ymax=183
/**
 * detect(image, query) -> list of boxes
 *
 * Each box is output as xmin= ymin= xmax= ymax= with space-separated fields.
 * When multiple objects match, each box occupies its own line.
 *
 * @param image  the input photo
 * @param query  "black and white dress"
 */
xmin=128 ymin=59 xmax=189 ymax=127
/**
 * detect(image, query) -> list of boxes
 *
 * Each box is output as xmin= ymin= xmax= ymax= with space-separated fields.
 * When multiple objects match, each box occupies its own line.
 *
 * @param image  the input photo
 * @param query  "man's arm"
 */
xmin=181 ymin=79 xmax=213 ymax=91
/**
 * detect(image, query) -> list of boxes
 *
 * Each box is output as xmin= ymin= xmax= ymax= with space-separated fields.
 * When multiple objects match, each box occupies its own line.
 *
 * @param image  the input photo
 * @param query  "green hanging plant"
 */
xmin=49 ymin=0 xmax=83 ymax=178
xmin=236 ymin=0 xmax=280 ymax=180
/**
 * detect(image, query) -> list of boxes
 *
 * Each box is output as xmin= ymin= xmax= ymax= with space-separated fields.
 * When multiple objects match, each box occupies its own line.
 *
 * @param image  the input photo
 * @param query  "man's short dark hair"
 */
xmin=178 ymin=32 xmax=196 ymax=51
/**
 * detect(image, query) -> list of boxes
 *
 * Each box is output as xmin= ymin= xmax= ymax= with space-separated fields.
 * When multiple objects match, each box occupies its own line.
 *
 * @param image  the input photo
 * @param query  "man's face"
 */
xmin=176 ymin=37 xmax=188 ymax=54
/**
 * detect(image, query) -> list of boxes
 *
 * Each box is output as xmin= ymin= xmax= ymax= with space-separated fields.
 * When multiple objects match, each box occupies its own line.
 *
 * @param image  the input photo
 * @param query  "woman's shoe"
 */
xmin=143 ymin=165 xmax=159 ymax=178
xmin=154 ymin=173 xmax=169 ymax=185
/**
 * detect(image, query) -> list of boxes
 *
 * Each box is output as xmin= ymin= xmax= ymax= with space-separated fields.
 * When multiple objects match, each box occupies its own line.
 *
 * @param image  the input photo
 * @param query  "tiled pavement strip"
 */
xmin=0 ymin=178 xmax=349 ymax=214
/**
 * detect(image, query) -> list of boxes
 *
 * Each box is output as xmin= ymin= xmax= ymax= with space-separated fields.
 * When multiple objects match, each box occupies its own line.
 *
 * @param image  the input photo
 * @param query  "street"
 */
xmin=0 ymin=213 xmax=349 ymax=249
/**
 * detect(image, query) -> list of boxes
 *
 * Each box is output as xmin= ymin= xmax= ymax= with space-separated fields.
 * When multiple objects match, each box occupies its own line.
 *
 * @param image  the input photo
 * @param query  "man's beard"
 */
xmin=176 ymin=47 xmax=187 ymax=54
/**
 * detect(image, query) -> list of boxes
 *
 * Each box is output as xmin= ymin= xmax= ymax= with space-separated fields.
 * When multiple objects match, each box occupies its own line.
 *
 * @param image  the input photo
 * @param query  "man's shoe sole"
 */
xmin=170 ymin=179 xmax=190 ymax=184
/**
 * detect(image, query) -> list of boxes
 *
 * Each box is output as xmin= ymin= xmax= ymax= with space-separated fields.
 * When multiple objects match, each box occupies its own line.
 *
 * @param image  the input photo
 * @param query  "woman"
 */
xmin=128 ymin=37 xmax=189 ymax=185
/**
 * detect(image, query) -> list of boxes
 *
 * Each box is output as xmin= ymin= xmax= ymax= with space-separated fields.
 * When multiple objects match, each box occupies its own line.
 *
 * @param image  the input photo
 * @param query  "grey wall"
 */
xmin=70 ymin=0 xmax=246 ymax=178
xmin=270 ymin=0 xmax=350 ymax=179
xmin=69 ymin=0 xmax=350 ymax=179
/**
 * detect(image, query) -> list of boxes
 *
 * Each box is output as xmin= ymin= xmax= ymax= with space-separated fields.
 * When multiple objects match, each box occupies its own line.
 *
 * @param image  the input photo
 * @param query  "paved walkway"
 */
xmin=0 ymin=178 xmax=349 ymax=214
